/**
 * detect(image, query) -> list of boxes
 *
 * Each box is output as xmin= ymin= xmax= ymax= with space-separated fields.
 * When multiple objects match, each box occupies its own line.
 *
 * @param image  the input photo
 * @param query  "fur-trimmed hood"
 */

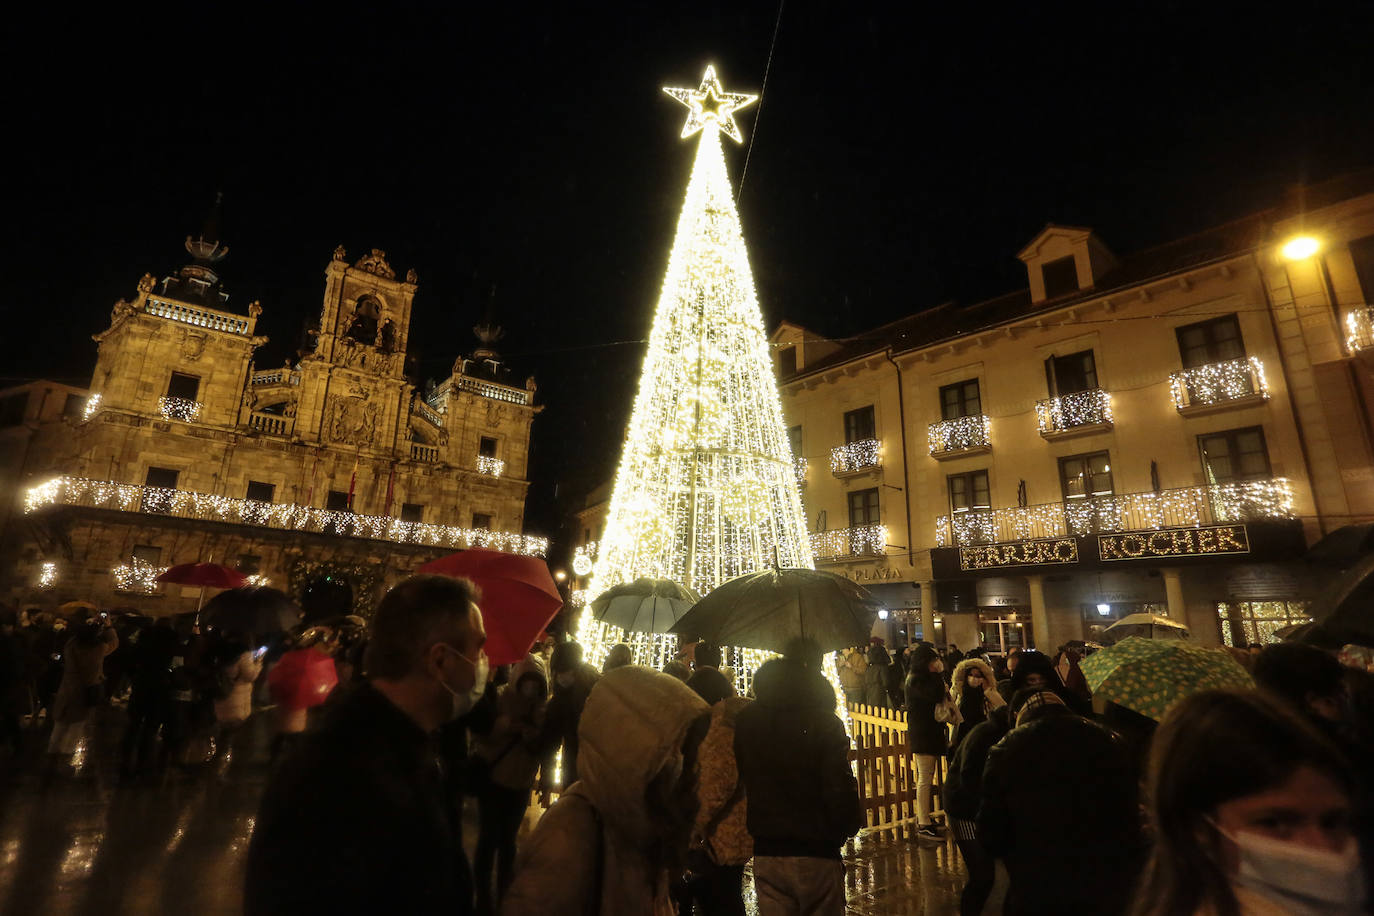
xmin=952 ymin=657 xmax=1005 ymax=708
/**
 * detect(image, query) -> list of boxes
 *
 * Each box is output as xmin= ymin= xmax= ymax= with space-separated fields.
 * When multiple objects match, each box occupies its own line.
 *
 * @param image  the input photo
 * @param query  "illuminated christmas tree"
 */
xmin=578 ymin=66 xmax=813 ymax=668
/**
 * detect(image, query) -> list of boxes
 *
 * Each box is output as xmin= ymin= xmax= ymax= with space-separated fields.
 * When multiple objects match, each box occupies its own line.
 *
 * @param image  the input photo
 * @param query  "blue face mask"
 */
xmin=436 ymin=647 xmax=488 ymax=721
xmin=1215 ymin=823 xmax=1366 ymax=914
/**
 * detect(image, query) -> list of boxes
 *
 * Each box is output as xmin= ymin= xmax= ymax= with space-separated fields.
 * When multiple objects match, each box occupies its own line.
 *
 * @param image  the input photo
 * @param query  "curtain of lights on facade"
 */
xmin=577 ymin=67 xmax=813 ymax=670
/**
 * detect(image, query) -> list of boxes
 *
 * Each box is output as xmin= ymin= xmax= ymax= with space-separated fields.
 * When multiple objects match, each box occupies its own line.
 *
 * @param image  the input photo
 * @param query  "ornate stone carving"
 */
xmin=405 ymin=268 xmax=418 ymax=284
xmin=325 ymin=395 xmax=380 ymax=445
xmin=485 ymin=401 xmax=509 ymax=425
xmin=333 ymin=245 xmax=347 ymax=262
xmin=180 ymin=330 xmax=207 ymax=361
xmin=137 ymin=273 xmax=156 ymax=294
xmin=248 ymin=300 xmax=263 ymax=319
xmin=354 ymin=249 xmax=396 ymax=280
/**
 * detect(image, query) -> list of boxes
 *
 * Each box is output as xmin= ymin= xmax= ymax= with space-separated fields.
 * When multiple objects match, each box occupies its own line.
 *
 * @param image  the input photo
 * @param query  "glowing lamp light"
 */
xmin=1097 ymin=603 xmax=1112 ymax=617
xmin=554 ymin=570 xmax=567 ymax=583
xmin=878 ymin=608 xmax=890 ymax=621
xmin=1281 ymin=235 xmax=1321 ymax=261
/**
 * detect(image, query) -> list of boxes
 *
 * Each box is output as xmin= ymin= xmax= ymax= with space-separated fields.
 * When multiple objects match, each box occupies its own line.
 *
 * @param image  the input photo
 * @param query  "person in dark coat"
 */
xmin=862 ymin=644 xmax=892 ymax=708
xmin=943 ymin=702 xmax=1015 ymax=916
xmin=119 ymin=621 xmax=177 ymax=779
xmin=734 ymin=656 xmax=862 ymax=916
xmin=245 ymin=575 xmax=488 ymax=916
xmin=976 ymin=690 xmax=1141 ymax=916
xmin=536 ymin=640 xmax=598 ymax=791
xmin=904 ymin=644 xmax=949 ymax=840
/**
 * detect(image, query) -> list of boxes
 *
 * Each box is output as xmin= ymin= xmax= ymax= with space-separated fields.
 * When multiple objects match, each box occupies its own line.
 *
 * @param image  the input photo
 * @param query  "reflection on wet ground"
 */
xmin=0 ymin=710 xmax=966 ymax=914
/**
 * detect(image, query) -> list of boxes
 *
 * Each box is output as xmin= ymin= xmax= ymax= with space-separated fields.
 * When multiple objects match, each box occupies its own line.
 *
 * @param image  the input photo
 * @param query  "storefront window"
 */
xmin=978 ymin=612 xmax=1031 ymax=655
xmin=1216 ymin=600 xmax=1311 ymax=647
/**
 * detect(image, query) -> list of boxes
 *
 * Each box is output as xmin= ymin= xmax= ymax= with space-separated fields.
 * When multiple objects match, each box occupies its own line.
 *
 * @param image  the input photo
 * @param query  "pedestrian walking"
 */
xmin=471 ymin=654 xmax=547 ymax=916
xmin=682 ymin=680 xmax=751 ymax=915
xmin=46 ymin=616 xmax=118 ymax=764
xmin=950 ymin=656 xmax=1004 ymax=751
xmin=904 ymin=644 xmax=949 ymax=839
xmin=837 ymin=646 xmax=867 ymax=708
xmin=501 ymin=665 xmax=711 ymax=915
xmin=245 ymin=574 xmax=488 ymax=915
xmin=536 ymin=640 xmax=598 ymax=791
xmin=977 ymin=689 xmax=1141 ymax=915
xmin=733 ymin=652 xmax=862 ymax=916
xmin=1129 ymin=689 xmax=1364 ymax=916
xmin=943 ymin=695 xmax=1020 ymax=916
xmin=119 ymin=621 xmax=177 ymax=780
xmin=210 ymin=631 xmax=262 ymax=770
xmin=864 ymin=644 xmax=894 ymax=708
xmin=602 ymin=642 xmax=633 ymax=673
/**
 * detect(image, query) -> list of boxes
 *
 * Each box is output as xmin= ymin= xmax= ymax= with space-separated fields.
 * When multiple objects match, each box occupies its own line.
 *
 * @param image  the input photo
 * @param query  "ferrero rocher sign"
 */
xmin=960 ymin=537 xmax=1079 ymax=571
xmin=1098 ymin=524 xmax=1249 ymax=561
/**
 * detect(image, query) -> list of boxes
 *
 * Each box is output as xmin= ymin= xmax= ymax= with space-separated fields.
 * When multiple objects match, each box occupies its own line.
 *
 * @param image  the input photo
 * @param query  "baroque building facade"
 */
xmin=2 ymin=213 xmax=544 ymax=616
xmin=774 ymin=171 xmax=1374 ymax=653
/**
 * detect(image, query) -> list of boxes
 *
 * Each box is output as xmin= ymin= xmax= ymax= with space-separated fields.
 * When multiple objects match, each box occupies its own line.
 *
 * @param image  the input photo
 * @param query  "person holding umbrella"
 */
xmin=246 ymin=574 xmax=488 ymax=916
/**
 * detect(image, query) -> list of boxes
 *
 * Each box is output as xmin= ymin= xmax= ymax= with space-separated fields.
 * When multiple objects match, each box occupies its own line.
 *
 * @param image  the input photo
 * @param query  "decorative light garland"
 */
xmin=811 ymin=524 xmax=886 ymax=560
xmin=1170 ymin=357 xmax=1268 ymax=409
xmin=113 ymin=558 xmax=167 ymax=594
xmin=25 ymin=476 xmax=548 ymax=557
xmin=793 ymin=457 xmax=808 ymax=484
xmin=476 ymin=456 xmax=506 ymax=477
xmin=38 ymin=562 xmax=57 ymax=589
xmin=572 ymin=541 xmax=599 ymax=578
xmin=830 ymin=438 xmax=882 ymax=474
xmin=158 ymin=396 xmax=202 ymax=422
xmin=82 ymin=393 xmax=102 ymax=422
xmin=1036 ymin=388 xmax=1112 ymax=434
xmin=928 ymin=415 xmax=991 ymax=455
xmin=934 ymin=478 xmax=1295 ymax=547
xmin=1347 ymin=307 xmax=1374 ymax=353
xmin=568 ymin=588 xmax=587 ymax=608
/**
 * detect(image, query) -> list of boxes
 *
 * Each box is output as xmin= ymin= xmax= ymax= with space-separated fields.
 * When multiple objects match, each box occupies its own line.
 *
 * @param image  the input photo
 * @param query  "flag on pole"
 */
xmin=347 ymin=456 xmax=359 ymax=510
xmin=382 ymin=465 xmax=396 ymax=517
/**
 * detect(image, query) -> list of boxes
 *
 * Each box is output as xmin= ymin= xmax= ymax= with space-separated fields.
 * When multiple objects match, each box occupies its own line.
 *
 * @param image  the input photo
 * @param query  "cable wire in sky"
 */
xmin=737 ymin=0 xmax=784 ymax=204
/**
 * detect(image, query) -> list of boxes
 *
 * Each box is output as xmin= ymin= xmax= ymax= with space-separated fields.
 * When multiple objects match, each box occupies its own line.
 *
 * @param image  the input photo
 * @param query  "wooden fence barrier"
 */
xmin=847 ymin=703 xmax=945 ymax=829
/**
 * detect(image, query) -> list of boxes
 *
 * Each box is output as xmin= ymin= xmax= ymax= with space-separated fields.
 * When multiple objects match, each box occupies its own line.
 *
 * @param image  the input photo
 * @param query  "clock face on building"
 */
xmin=572 ymin=554 xmax=593 ymax=577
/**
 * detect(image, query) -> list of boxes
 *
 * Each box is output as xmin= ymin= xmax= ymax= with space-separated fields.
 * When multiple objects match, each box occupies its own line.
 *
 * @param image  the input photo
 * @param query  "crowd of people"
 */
xmin=4 ymin=588 xmax=1372 ymax=915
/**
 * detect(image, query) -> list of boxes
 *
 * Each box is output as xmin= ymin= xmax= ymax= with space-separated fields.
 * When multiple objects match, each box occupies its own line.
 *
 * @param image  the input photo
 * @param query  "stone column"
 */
xmin=920 ymin=580 xmax=936 ymax=644
xmin=1162 ymin=567 xmax=1186 ymax=620
xmin=1028 ymin=574 xmax=1049 ymax=650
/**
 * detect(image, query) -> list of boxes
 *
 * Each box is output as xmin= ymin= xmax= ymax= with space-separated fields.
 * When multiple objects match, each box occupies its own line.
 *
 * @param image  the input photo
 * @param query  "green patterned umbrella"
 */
xmin=1079 ymin=636 xmax=1253 ymax=721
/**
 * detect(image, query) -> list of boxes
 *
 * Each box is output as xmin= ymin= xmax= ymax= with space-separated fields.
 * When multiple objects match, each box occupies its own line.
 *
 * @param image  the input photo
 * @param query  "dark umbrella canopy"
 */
xmin=668 ymin=567 xmax=882 ymax=653
xmin=201 ymin=586 xmax=302 ymax=636
xmin=591 ymin=578 xmax=700 ymax=634
xmin=1301 ymin=552 xmax=1374 ymax=647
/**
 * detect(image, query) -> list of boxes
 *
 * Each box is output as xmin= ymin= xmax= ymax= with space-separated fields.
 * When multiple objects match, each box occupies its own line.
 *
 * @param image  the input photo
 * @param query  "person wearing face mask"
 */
xmin=502 ymin=665 xmax=711 ymax=914
xmin=245 ymin=575 xmax=488 ymax=916
xmin=949 ymin=656 xmax=1004 ymax=752
xmin=536 ymin=640 xmax=599 ymax=793
xmin=1130 ymin=688 xmax=1365 ymax=916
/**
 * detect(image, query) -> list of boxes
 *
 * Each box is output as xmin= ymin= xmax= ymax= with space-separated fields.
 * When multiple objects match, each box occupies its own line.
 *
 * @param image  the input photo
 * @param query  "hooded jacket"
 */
xmin=950 ymin=657 xmax=1005 ymax=747
xmin=904 ymin=645 xmax=949 ymax=756
xmin=474 ymin=654 xmax=548 ymax=792
xmin=692 ymin=695 xmax=752 ymax=866
xmin=733 ymin=658 xmax=862 ymax=859
xmin=502 ymin=666 xmax=709 ymax=916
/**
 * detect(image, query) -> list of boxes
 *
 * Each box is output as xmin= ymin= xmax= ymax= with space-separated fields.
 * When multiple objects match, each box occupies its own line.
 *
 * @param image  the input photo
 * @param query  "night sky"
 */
xmin=10 ymin=2 xmax=1374 ymax=552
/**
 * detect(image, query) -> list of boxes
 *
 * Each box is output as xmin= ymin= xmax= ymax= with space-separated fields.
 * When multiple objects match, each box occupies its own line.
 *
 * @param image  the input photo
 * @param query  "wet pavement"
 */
xmin=0 ymin=709 xmax=966 ymax=915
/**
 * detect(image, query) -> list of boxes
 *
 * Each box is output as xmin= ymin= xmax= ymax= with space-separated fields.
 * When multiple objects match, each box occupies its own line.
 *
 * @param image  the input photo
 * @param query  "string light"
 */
xmin=811 ymin=524 xmax=886 ymax=560
xmin=1170 ymin=357 xmax=1268 ymax=409
xmin=568 ymin=588 xmax=587 ymax=608
xmin=579 ymin=66 xmax=811 ymax=674
xmin=1036 ymin=388 xmax=1112 ymax=434
xmin=572 ymin=541 xmax=599 ymax=577
xmin=928 ymin=415 xmax=990 ymax=455
xmin=113 ymin=558 xmax=166 ymax=594
xmin=794 ymin=457 xmax=808 ymax=484
xmin=830 ymin=438 xmax=881 ymax=474
xmin=1346 ymin=308 xmax=1374 ymax=353
xmin=475 ymin=456 xmax=506 ymax=477
xmin=38 ymin=562 xmax=57 ymax=589
xmin=934 ymin=478 xmax=1295 ymax=546
xmin=158 ymin=396 xmax=202 ymax=422
xmin=82 ymin=394 xmax=102 ymax=421
xmin=25 ymin=476 xmax=548 ymax=556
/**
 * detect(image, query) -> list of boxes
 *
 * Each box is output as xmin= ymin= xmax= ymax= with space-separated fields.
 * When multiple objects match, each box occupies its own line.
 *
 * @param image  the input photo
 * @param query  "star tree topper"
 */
xmin=663 ymin=65 xmax=757 ymax=143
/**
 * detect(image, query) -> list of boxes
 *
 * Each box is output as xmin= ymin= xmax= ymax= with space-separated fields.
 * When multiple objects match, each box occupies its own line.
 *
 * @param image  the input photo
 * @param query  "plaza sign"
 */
xmin=960 ymin=537 xmax=1079 ymax=571
xmin=1098 ymin=524 xmax=1250 ymax=561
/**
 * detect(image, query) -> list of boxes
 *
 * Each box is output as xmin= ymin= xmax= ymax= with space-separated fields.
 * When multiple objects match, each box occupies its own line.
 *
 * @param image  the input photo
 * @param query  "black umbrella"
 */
xmin=200 ymin=586 xmax=302 ymax=637
xmin=1303 ymin=524 xmax=1374 ymax=569
xmin=668 ymin=567 xmax=883 ymax=653
xmin=1300 ymin=553 xmax=1374 ymax=647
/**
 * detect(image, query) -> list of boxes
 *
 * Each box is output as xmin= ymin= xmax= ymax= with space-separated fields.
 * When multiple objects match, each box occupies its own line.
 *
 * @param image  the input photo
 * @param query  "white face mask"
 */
xmin=437 ymin=648 xmax=488 ymax=722
xmin=1222 ymin=826 xmax=1366 ymax=913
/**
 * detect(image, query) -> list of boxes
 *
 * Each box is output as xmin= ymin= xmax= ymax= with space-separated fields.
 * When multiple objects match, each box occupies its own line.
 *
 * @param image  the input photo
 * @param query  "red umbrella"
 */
xmin=156 ymin=563 xmax=248 ymax=589
xmin=267 ymin=647 xmax=338 ymax=710
xmin=417 ymin=548 xmax=563 ymax=665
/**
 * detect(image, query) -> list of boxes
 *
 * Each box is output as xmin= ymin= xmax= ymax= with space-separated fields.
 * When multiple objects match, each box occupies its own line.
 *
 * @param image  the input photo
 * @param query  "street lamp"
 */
xmin=554 ymin=569 xmax=567 ymax=583
xmin=1281 ymin=233 xmax=1344 ymax=350
xmin=1281 ymin=235 xmax=1321 ymax=261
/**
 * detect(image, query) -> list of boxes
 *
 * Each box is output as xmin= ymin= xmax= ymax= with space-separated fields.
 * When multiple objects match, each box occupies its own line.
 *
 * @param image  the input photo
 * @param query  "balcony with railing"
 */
xmin=1170 ymin=357 xmax=1269 ymax=414
xmin=158 ymin=396 xmax=202 ymax=422
xmin=413 ymin=400 xmax=444 ymax=428
xmin=411 ymin=443 xmax=440 ymax=463
xmin=250 ymin=368 xmax=301 ymax=387
xmin=455 ymin=376 xmax=531 ymax=405
xmin=929 ymin=415 xmax=991 ymax=458
xmin=476 ymin=455 xmax=506 ymax=477
xmin=1036 ymin=388 xmax=1113 ymax=439
xmin=145 ymin=297 xmax=251 ymax=335
xmin=933 ymin=478 xmax=1295 ymax=547
xmin=793 ymin=457 xmax=808 ymax=485
xmin=1346 ymin=306 xmax=1374 ymax=353
xmin=249 ymin=411 xmax=291 ymax=436
xmin=24 ymin=476 xmax=549 ymax=556
xmin=811 ymin=524 xmax=886 ymax=561
xmin=830 ymin=438 xmax=881 ymax=476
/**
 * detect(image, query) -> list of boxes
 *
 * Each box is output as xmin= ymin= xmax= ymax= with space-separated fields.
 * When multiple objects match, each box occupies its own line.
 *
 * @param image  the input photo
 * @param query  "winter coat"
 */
xmin=692 ymin=695 xmax=752 ymax=867
xmin=942 ymin=706 xmax=1011 ymax=821
xmin=904 ymin=646 xmax=949 ymax=756
xmin=245 ymin=681 xmax=472 ymax=915
xmin=976 ymin=708 xmax=1141 ymax=916
xmin=213 ymin=650 xmax=263 ymax=725
xmin=837 ymin=649 xmax=867 ymax=697
xmin=862 ymin=662 xmax=890 ymax=707
xmin=950 ymin=658 xmax=1005 ymax=747
xmin=733 ymin=658 xmax=862 ymax=859
xmin=502 ymin=666 xmax=710 ymax=916
xmin=52 ymin=627 xmax=118 ymax=725
xmin=473 ymin=655 xmax=548 ymax=792
xmin=537 ymin=661 xmax=598 ymax=787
